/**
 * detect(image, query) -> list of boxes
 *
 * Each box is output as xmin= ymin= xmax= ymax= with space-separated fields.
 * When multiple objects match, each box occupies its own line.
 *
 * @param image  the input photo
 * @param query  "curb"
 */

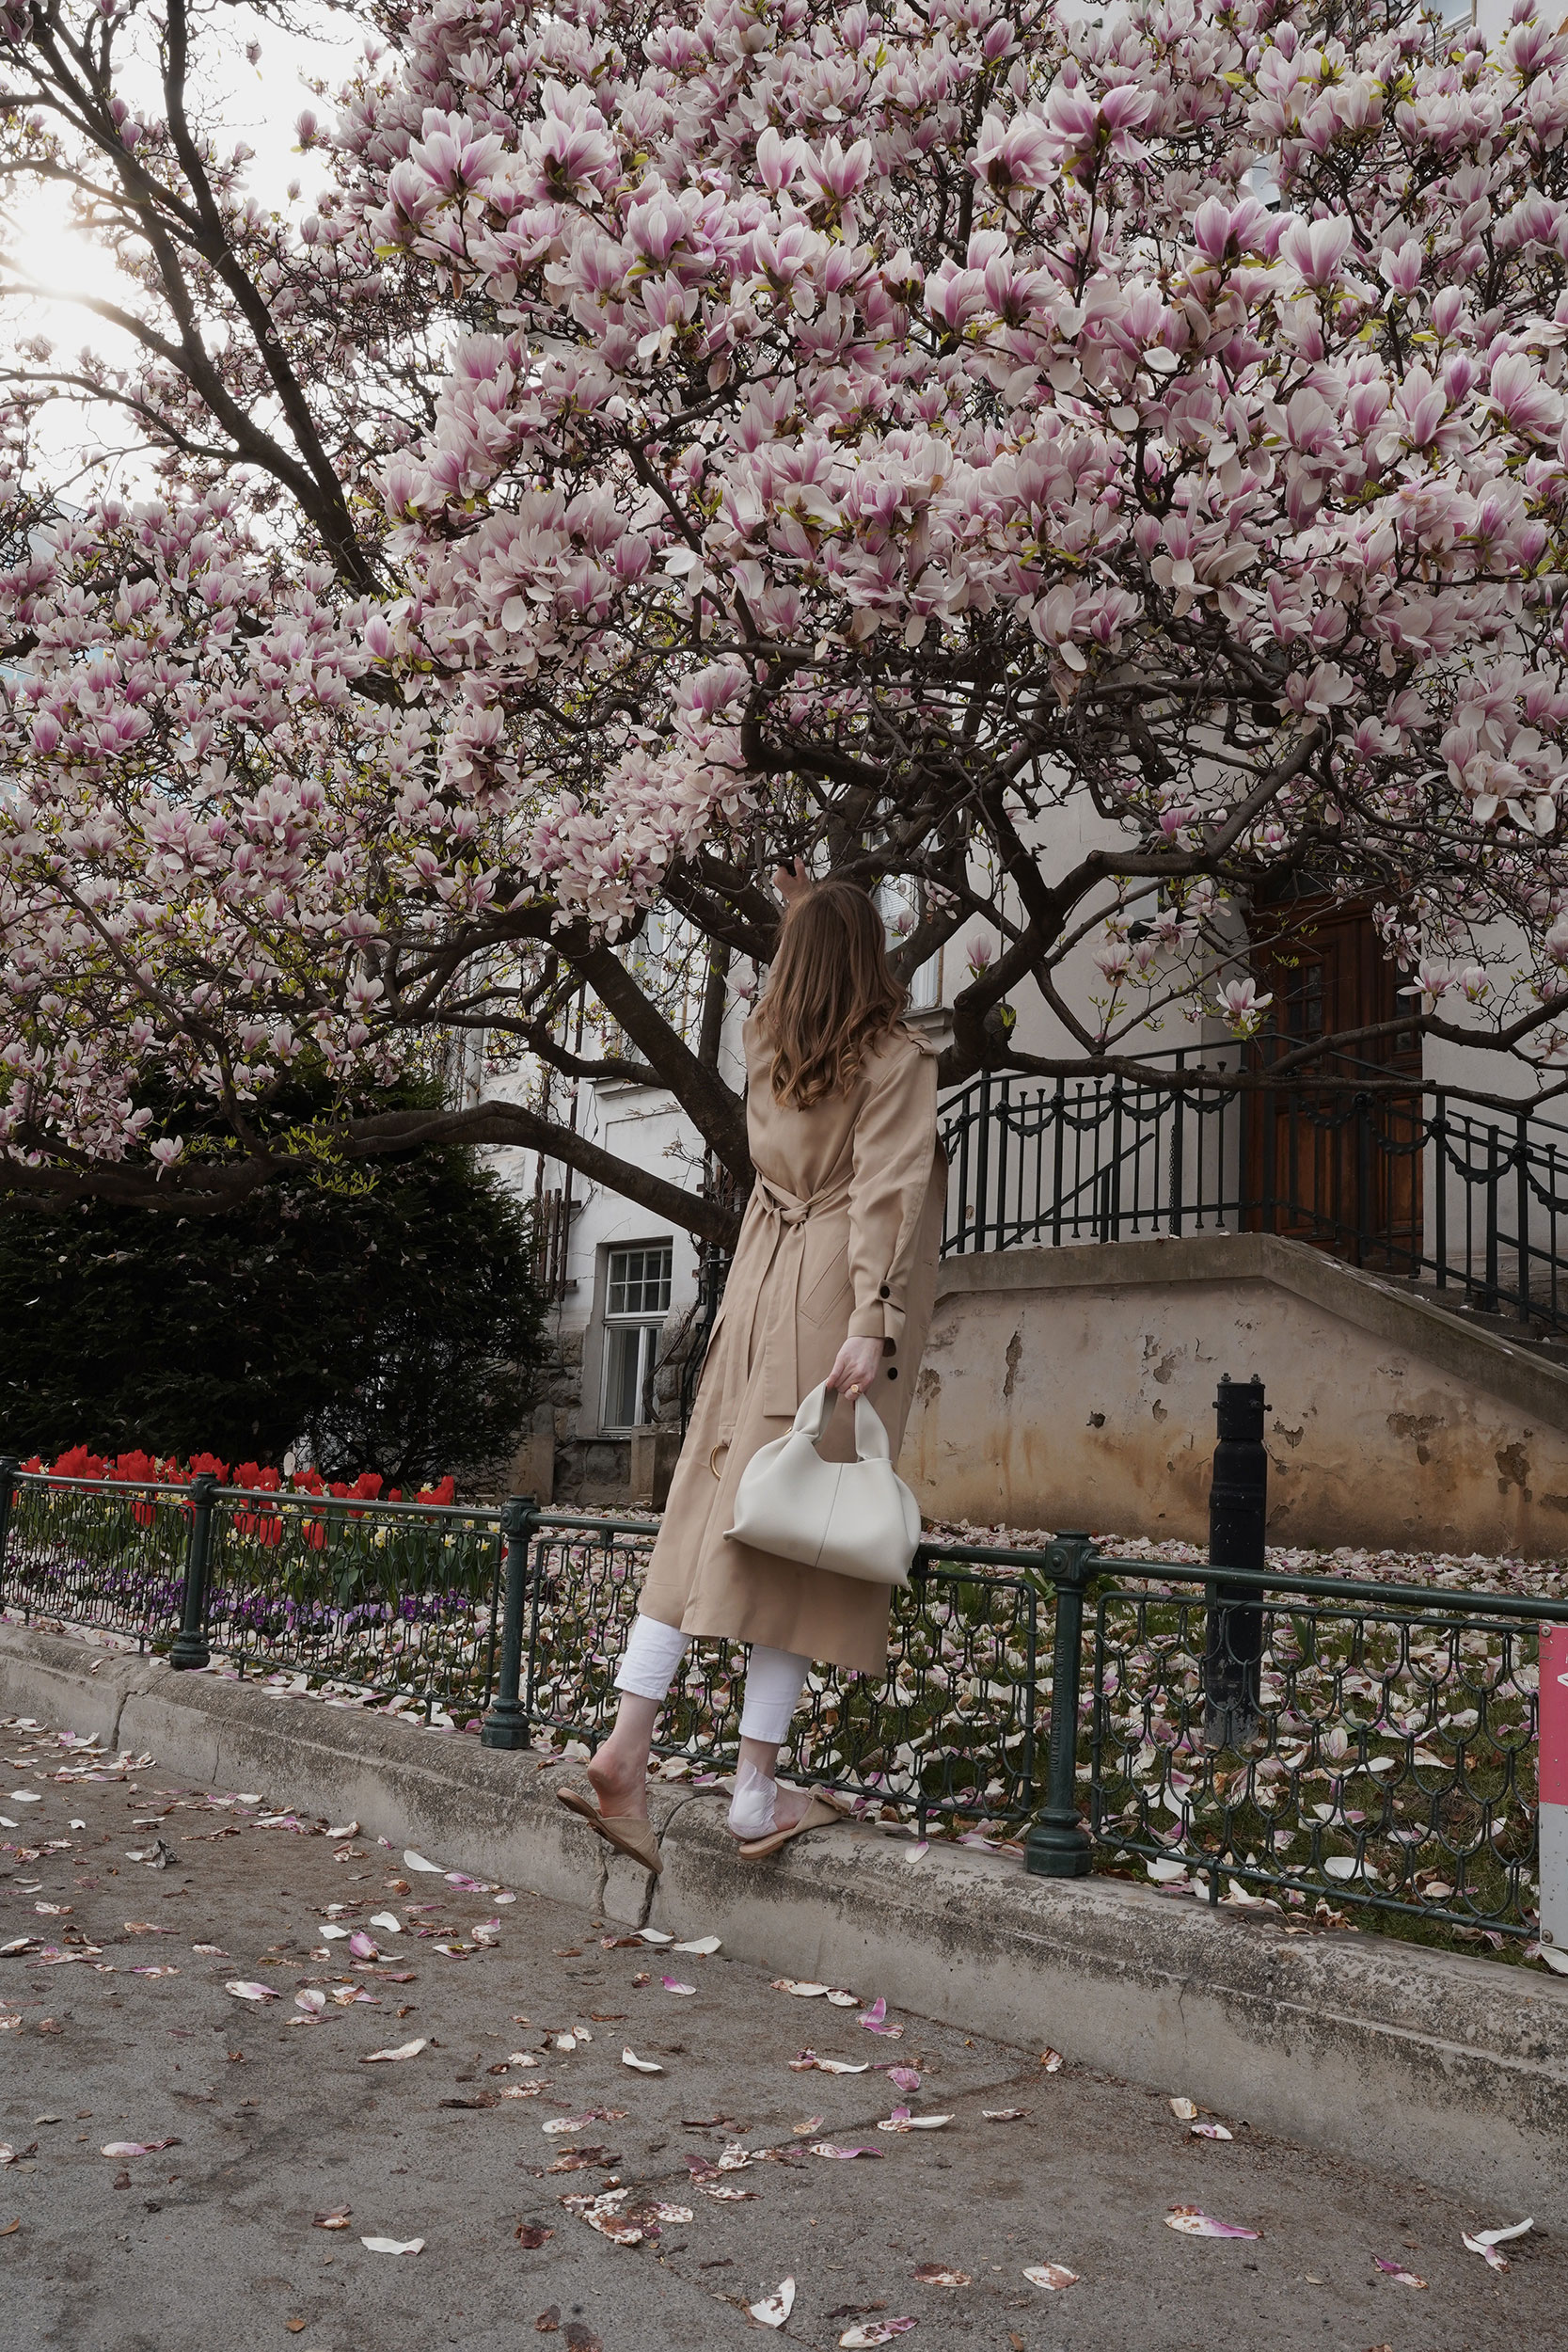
xmin=5 ymin=1621 xmax=1567 ymax=2221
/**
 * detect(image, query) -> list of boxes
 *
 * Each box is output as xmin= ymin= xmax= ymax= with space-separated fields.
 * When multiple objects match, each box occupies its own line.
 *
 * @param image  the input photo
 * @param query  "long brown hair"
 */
xmin=757 ymin=879 xmax=907 ymax=1109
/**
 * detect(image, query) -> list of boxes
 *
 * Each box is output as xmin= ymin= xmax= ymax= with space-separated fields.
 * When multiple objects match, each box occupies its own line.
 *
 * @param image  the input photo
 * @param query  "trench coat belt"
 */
xmin=714 ymin=1168 xmax=854 ymax=1451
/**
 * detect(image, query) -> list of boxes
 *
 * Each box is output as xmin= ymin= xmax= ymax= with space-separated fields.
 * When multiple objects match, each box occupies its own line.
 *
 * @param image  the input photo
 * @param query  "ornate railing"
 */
xmin=2 ymin=1462 xmax=1562 ymax=1947
xmin=939 ymin=1060 xmax=1568 ymax=1335
xmin=0 ymin=1469 xmax=507 ymax=1720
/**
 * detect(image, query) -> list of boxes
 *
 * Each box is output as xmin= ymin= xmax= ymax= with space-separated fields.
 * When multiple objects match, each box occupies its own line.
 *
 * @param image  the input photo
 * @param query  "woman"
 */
xmin=558 ymin=868 xmax=944 ymax=1869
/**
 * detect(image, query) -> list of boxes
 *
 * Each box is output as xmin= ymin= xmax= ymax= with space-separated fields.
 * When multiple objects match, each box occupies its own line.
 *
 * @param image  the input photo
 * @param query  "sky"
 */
xmin=5 ymin=1 xmax=356 ymax=488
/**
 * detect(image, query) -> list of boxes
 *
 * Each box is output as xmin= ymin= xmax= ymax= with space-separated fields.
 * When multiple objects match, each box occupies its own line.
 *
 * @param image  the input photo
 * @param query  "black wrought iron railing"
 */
xmin=939 ymin=1060 xmax=1568 ymax=1335
xmin=2 ymin=1462 xmax=1564 ymax=1946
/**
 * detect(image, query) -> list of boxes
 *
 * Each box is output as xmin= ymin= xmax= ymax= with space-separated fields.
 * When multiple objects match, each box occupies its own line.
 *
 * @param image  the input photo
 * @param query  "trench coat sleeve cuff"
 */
xmin=847 ymin=1303 xmax=905 ymax=1353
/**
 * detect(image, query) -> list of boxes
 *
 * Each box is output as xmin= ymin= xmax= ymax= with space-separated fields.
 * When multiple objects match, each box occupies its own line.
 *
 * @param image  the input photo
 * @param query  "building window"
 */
xmin=601 ymin=1243 xmax=673 ymax=1431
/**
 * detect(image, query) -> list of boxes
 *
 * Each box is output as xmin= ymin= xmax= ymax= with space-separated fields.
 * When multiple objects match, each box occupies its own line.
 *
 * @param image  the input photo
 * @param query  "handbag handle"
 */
xmin=790 ymin=1380 xmax=894 ymax=1463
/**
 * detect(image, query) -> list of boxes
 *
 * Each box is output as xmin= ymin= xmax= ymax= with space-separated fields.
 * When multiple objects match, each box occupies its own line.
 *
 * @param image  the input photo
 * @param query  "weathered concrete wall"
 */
xmin=904 ymin=1232 xmax=1568 ymax=1554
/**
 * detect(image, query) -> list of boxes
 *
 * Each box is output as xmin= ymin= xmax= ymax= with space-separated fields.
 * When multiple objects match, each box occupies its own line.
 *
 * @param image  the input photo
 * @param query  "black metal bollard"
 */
xmin=0 ymin=1455 xmax=16 ymax=1605
xmin=1203 ymin=1376 xmax=1267 ymax=1748
xmin=169 ymin=1471 xmax=218 ymax=1671
xmin=482 ymin=1495 xmax=538 ymax=1750
xmin=1024 ymin=1532 xmax=1096 ymax=1878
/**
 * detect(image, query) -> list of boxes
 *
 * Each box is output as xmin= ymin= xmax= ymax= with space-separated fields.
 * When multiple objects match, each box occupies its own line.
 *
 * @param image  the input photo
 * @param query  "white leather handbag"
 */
xmin=724 ymin=1380 xmax=921 ymax=1587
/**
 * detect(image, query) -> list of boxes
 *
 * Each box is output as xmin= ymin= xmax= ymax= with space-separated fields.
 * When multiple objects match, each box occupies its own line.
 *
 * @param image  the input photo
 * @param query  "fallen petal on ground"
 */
xmin=750 ymin=2279 xmax=796 ymax=2328
xmin=360 ymin=2234 xmax=423 ymax=2254
xmin=1372 ymin=2256 xmax=1427 ymax=2287
xmin=358 ymin=2038 xmax=427 ymax=2063
xmin=1461 ymin=2218 xmax=1531 ymax=2269
xmin=1022 ymin=2263 xmax=1079 ymax=2290
xmin=1165 ymin=2208 xmax=1261 ymax=2240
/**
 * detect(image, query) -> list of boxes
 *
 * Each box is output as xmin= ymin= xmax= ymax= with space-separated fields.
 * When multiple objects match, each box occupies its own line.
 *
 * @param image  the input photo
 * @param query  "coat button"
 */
xmin=886 ymin=1367 xmax=898 ymax=1381
xmin=879 ymin=1283 xmax=891 ymax=1299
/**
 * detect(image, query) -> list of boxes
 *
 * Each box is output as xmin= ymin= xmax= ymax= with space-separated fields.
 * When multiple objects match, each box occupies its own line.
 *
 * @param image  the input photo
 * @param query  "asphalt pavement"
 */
xmin=0 ymin=1708 xmax=1558 ymax=2351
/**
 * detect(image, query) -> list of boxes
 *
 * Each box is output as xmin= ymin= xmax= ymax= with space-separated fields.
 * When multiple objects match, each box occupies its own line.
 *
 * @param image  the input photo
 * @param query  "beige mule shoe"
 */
xmin=735 ymin=1787 xmax=852 ymax=1860
xmin=556 ymin=1785 xmax=663 ymax=1875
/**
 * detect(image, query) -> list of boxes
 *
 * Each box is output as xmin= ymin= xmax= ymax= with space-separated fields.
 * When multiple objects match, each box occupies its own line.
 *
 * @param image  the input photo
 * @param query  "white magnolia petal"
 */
xmin=749 ymin=2278 xmax=796 ymax=2328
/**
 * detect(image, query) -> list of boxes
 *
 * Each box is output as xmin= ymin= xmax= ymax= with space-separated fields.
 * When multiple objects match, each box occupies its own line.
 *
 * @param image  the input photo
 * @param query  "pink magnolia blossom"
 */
xmin=1215 ymin=980 xmax=1274 ymax=1035
xmin=3 ymin=0 xmax=1568 ymax=1210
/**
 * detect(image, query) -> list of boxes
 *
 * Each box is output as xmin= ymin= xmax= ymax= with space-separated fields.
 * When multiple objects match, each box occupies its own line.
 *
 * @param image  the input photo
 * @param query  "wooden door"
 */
xmin=1243 ymin=904 xmax=1423 ymax=1270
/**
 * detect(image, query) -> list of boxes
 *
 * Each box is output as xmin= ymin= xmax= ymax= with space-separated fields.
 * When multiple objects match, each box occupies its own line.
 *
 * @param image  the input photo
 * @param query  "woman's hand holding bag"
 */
xmin=723 ymin=1380 xmax=921 ymax=1587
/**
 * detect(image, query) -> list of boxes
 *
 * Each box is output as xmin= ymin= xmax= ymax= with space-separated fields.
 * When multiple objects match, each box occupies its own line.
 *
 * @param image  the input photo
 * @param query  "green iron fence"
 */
xmin=495 ymin=1510 xmax=1046 ymax=1827
xmin=1 ymin=1458 xmax=1563 ymax=1943
xmin=1089 ymin=1555 xmax=1548 ymax=1940
xmin=0 ymin=1467 xmax=508 ymax=1720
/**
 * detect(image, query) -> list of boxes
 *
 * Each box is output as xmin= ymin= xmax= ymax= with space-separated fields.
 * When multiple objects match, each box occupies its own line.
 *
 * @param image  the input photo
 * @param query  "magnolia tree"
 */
xmin=5 ymin=0 xmax=1568 ymax=1240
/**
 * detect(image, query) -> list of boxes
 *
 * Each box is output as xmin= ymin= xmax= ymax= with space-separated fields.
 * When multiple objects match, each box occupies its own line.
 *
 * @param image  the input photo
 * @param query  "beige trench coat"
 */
xmin=638 ymin=1014 xmax=944 ymax=1674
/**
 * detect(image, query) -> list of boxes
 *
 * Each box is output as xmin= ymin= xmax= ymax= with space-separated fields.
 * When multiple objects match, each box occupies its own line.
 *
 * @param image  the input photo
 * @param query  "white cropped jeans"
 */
xmin=613 ymin=1613 xmax=810 ymax=1746
xmin=612 ymin=1614 xmax=811 ymax=1838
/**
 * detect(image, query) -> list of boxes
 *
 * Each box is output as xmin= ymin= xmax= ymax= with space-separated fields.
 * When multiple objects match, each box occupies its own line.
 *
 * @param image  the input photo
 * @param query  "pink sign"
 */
xmin=1543 ymin=1627 xmax=1568 ymax=1810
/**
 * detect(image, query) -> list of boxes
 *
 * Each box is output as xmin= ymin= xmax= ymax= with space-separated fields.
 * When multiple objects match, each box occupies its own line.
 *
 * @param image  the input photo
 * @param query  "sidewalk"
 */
xmin=4 ymin=1619 xmax=1567 ymax=2233
xmin=0 ymin=1680 xmax=1559 ymax=2351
